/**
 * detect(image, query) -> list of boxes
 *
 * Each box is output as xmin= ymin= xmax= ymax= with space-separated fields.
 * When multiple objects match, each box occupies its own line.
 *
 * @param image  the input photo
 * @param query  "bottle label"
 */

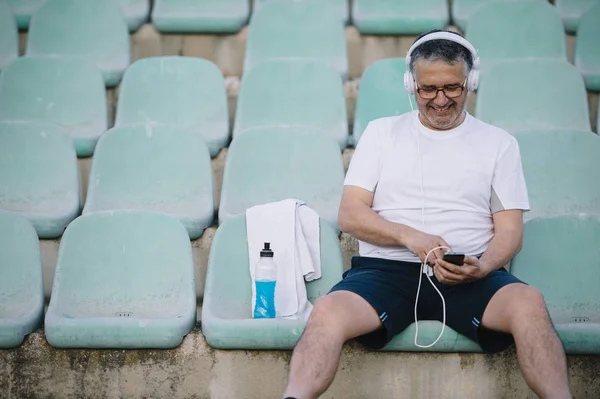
xmin=254 ymin=280 xmax=276 ymax=318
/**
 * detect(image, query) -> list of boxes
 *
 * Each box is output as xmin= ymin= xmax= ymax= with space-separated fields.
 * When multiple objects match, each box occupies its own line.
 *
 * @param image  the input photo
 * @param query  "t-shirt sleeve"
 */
xmin=490 ymin=137 xmax=530 ymax=213
xmin=344 ymin=120 xmax=383 ymax=192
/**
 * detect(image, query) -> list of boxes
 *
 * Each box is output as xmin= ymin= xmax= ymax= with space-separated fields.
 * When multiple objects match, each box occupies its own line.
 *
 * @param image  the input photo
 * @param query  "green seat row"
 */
xmin=555 ymin=0 xmax=600 ymax=33
xmin=234 ymin=60 xmax=348 ymax=149
xmin=0 ymin=213 xmax=44 ymax=348
xmin=0 ymin=56 xmax=107 ymax=157
xmin=244 ymin=0 xmax=348 ymax=79
xmin=574 ymin=3 xmax=600 ymax=91
xmin=115 ymin=57 xmax=229 ymax=157
xmin=9 ymin=0 xmax=150 ymax=31
xmin=152 ymin=0 xmax=249 ymax=33
xmin=0 ymin=0 xmax=18 ymax=72
xmin=83 ymin=126 xmax=214 ymax=240
xmin=44 ymin=210 xmax=197 ymax=349
xmin=26 ymin=0 xmax=130 ymax=87
xmin=352 ymin=0 xmax=449 ymax=35
xmin=0 ymin=122 xmax=79 ymax=239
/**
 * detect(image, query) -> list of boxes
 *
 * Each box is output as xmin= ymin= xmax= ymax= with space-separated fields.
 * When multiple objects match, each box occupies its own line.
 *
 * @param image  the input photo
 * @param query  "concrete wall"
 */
xmin=2 ymin=330 xmax=600 ymax=398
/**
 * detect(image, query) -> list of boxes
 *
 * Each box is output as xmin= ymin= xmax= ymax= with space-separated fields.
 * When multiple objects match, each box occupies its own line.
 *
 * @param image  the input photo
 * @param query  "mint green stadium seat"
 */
xmin=201 ymin=214 xmax=343 ymax=349
xmin=555 ymin=0 xmax=600 ymax=33
xmin=152 ymin=0 xmax=249 ymax=33
xmin=0 ymin=122 xmax=79 ymax=238
xmin=233 ymin=60 xmax=348 ymax=149
xmin=253 ymin=0 xmax=348 ymax=24
xmin=0 ymin=57 xmax=107 ymax=157
xmin=452 ymin=0 xmax=546 ymax=32
xmin=466 ymin=1 xmax=567 ymax=77
xmin=383 ymin=322 xmax=482 ymax=352
xmin=0 ymin=213 xmax=44 ymax=348
xmin=26 ymin=0 xmax=130 ymax=87
xmin=115 ymin=57 xmax=228 ymax=157
xmin=0 ymin=0 xmax=18 ymax=71
xmin=476 ymin=59 xmax=590 ymax=133
xmin=44 ymin=210 xmax=197 ymax=349
xmin=352 ymin=0 xmax=449 ymax=35
xmin=83 ymin=126 xmax=213 ymax=240
xmin=244 ymin=0 xmax=348 ymax=79
xmin=120 ymin=0 xmax=150 ymax=32
xmin=8 ymin=0 xmax=45 ymax=29
xmin=514 ymin=130 xmax=600 ymax=220
xmin=574 ymin=3 xmax=600 ymax=91
xmin=219 ymin=127 xmax=344 ymax=230
xmin=353 ymin=58 xmax=412 ymax=145
xmin=511 ymin=215 xmax=600 ymax=354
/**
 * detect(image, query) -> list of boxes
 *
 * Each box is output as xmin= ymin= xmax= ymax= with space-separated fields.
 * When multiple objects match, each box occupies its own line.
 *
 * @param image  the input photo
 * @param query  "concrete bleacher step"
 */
xmin=115 ymin=56 xmax=229 ymax=157
xmin=0 ymin=212 xmax=44 ymax=348
xmin=234 ymin=59 xmax=348 ymax=148
xmin=82 ymin=125 xmax=214 ymax=240
xmin=2 ymin=329 xmax=600 ymax=398
xmin=26 ymin=0 xmax=130 ymax=87
xmin=0 ymin=122 xmax=79 ymax=239
xmin=0 ymin=56 xmax=107 ymax=157
xmin=45 ymin=210 xmax=197 ymax=349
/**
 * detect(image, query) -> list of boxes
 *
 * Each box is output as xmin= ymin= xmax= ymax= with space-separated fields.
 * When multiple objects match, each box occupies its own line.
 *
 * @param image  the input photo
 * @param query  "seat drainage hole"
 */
xmin=572 ymin=317 xmax=589 ymax=323
xmin=115 ymin=311 xmax=133 ymax=317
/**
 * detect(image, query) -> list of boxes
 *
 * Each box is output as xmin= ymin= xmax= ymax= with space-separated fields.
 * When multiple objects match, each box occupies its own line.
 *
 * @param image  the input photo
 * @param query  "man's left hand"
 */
xmin=434 ymin=256 xmax=491 ymax=285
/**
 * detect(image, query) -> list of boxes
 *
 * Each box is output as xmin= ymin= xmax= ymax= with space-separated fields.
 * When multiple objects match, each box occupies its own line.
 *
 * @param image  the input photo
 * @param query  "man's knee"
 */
xmin=507 ymin=285 xmax=550 ymax=326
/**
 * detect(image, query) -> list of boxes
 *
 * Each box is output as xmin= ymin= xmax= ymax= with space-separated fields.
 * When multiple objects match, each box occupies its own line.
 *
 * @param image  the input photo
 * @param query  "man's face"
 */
xmin=413 ymin=59 xmax=468 ymax=131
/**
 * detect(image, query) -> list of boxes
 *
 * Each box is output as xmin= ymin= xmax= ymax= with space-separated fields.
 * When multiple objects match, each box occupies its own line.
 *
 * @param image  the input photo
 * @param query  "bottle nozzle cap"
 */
xmin=260 ymin=242 xmax=274 ymax=257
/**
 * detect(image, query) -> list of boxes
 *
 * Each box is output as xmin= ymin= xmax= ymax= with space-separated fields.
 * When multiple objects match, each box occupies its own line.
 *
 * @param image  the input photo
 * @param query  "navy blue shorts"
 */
xmin=329 ymin=256 xmax=526 ymax=353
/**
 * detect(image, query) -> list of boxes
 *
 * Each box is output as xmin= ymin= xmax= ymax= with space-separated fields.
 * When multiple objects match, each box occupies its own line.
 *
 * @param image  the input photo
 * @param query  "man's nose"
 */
xmin=433 ymin=89 xmax=449 ymax=106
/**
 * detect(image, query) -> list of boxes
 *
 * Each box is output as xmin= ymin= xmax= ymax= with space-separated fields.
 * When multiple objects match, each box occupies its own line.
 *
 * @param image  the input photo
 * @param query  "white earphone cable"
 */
xmin=409 ymin=92 xmax=449 ymax=348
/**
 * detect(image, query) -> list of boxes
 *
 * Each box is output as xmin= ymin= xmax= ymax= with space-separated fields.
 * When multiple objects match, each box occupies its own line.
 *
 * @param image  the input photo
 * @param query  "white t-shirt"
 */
xmin=345 ymin=111 xmax=530 ymax=263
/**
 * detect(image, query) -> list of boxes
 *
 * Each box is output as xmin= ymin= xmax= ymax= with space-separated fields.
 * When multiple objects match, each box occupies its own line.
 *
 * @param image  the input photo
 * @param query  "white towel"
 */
xmin=246 ymin=199 xmax=321 ymax=321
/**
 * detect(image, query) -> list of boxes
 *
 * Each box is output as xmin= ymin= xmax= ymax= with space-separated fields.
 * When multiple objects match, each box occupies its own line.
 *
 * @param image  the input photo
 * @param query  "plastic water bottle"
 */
xmin=253 ymin=242 xmax=277 ymax=318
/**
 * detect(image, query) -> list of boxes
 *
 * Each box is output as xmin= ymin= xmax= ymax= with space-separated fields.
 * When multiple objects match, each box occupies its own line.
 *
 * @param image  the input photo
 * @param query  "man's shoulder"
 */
xmin=364 ymin=112 xmax=415 ymax=137
xmin=468 ymin=115 xmax=517 ymax=145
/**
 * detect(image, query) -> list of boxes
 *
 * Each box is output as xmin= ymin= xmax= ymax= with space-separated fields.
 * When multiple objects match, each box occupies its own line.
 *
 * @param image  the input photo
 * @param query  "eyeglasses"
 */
xmin=416 ymin=80 xmax=467 ymax=99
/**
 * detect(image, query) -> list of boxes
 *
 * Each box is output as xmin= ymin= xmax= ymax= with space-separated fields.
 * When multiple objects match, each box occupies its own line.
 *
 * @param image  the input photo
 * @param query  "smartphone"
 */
xmin=443 ymin=252 xmax=465 ymax=266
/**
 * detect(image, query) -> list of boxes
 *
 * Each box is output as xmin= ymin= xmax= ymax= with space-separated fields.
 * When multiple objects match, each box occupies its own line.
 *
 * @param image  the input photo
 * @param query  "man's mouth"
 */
xmin=430 ymin=104 xmax=453 ymax=114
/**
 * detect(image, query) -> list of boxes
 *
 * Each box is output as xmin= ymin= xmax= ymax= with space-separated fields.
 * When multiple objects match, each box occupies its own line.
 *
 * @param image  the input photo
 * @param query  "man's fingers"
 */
xmin=433 ymin=248 xmax=446 ymax=263
xmin=434 ymin=266 xmax=460 ymax=284
xmin=437 ymin=259 xmax=465 ymax=275
xmin=463 ymin=255 xmax=479 ymax=265
xmin=435 ymin=261 xmax=463 ymax=281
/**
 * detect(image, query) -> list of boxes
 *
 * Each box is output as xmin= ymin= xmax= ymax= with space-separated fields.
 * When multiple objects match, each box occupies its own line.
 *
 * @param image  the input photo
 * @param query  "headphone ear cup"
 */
xmin=467 ymin=68 xmax=479 ymax=91
xmin=404 ymin=70 xmax=415 ymax=95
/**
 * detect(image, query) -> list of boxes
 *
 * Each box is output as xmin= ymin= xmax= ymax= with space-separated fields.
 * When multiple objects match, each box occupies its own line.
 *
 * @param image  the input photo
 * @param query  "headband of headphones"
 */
xmin=403 ymin=31 xmax=480 ymax=94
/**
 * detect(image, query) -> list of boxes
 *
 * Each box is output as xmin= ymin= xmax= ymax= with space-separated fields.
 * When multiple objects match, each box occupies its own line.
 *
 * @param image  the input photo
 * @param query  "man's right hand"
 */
xmin=404 ymin=230 xmax=450 ymax=265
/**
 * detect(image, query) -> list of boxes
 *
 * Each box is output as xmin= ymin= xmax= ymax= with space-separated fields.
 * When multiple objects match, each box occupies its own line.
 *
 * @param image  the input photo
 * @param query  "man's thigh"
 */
xmin=328 ymin=257 xmax=421 ymax=349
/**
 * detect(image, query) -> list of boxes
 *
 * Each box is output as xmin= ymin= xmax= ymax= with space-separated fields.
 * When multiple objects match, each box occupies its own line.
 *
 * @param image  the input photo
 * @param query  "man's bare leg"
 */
xmin=482 ymin=283 xmax=571 ymax=399
xmin=283 ymin=290 xmax=382 ymax=399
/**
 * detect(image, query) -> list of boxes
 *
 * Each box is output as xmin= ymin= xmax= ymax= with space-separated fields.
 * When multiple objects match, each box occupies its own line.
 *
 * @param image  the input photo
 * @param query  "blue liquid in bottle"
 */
xmin=254 ymin=280 xmax=276 ymax=318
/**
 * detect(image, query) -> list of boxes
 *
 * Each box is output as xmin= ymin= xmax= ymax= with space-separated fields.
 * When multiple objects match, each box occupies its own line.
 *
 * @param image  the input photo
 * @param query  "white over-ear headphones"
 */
xmin=403 ymin=31 xmax=480 ymax=95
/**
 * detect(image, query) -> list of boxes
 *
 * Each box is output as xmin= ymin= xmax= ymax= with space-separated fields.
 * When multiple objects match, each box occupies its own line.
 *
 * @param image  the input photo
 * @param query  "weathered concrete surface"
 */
xmin=1 ymin=330 xmax=599 ymax=398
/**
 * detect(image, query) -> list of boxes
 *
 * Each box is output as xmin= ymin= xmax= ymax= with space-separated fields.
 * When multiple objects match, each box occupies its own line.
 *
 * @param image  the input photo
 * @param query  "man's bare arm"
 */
xmin=478 ymin=209 xmax=524 ymax=274
xmin=338 ymin=185 xmax=449 ymax=263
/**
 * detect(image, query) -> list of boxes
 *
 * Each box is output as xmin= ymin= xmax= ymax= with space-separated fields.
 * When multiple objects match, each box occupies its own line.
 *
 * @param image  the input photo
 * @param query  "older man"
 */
xmin=283 ymin=30 xmax=571 ymax=399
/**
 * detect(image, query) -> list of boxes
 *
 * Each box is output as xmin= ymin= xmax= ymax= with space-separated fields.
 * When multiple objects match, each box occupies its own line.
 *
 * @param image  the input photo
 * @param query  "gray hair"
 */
xmin=408 ymin=30 xmax=474 ymax=77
